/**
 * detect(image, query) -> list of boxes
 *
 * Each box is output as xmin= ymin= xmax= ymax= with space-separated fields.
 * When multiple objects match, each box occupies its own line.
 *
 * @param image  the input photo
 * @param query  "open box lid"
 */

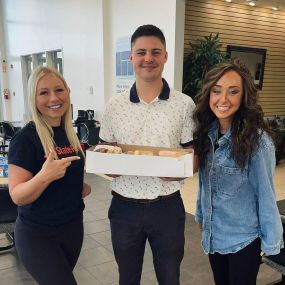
xmin=86 ymin=144 xmax=193 ymax=177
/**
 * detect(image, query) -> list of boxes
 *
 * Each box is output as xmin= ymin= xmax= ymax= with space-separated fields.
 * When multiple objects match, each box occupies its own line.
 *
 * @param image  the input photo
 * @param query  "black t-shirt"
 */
xmin=8 ymin=122 xmax=85 ymax=226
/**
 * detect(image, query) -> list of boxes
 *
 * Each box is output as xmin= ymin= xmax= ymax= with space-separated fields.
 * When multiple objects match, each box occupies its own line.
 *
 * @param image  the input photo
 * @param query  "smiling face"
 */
xmin=209 ymin=70 xmax=243 ymax=133
xmin=36 ymin=73 xmax=70 ymax=126
xmin=129 ymin=36 xmax=168 ymax=83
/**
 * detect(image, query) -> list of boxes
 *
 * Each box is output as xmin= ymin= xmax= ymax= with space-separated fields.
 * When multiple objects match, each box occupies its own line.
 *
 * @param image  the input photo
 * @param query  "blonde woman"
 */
xmin=8 ymin=66 xmax=91 ymax=285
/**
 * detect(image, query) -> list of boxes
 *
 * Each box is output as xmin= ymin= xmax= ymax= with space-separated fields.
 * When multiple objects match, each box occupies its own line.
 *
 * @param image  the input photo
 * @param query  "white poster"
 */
xmin=116 ymin=36 xmax=135 ymax=94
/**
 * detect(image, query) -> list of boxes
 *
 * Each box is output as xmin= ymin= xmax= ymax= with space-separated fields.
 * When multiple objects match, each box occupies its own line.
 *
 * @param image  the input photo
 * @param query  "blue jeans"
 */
xmin=108 ymin=192 xmax=185 ymax=285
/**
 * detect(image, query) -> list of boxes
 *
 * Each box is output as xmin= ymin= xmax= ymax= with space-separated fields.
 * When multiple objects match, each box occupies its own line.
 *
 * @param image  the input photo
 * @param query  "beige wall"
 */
xmin=184 ymin=0 xmax=285 ymax=116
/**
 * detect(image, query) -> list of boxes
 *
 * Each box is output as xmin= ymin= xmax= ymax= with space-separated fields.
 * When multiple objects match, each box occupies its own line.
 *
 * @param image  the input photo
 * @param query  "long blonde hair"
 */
xmin=28 ymin=66 xmax=84 ymax=158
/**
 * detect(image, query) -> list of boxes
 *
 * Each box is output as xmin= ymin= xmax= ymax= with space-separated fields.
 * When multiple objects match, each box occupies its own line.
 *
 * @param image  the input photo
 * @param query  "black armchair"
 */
xmin=77 ymin=120 xmax=100 ymax=146
xmin=262 ymin=200 xmax=285 ymax=284
xmin=0 ymin=184 xmax=17 ymax=251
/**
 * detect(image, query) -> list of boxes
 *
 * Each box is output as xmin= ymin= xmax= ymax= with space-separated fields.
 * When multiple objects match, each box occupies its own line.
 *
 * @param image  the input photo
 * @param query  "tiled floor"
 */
xmin=0 ymin=159 xmax=285 ymax=284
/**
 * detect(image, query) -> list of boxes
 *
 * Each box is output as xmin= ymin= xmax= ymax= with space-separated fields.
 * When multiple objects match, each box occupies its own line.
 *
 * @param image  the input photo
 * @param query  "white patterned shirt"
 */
xmin=100 ymin=79 xmax=195 ymax=199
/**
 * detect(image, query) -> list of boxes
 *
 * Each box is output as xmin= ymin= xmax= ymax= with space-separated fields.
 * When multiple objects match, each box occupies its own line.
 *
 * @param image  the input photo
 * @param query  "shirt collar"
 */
xmin=209 ymin=119 xmax=232 ymax=142
xmin=129 ymin=78 xmax=170 ymax=103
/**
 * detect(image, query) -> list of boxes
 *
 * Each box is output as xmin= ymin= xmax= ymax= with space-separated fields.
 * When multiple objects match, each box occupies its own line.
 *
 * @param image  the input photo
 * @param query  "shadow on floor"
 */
xmin=0 ymin=173 xmax=282 ymax=285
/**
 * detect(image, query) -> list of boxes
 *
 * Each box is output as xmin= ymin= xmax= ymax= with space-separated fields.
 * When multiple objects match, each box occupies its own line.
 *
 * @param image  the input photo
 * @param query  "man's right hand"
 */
xmin=105 ymin=174 xmax=121 ymax=178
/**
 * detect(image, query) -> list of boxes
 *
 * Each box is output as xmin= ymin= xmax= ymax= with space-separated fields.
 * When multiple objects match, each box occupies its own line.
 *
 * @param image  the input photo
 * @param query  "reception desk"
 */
xmin=0 ymin=177 xmax=8 ymax=186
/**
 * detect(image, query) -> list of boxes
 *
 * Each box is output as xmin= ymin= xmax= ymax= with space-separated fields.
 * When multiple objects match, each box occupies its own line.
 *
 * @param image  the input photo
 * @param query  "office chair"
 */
xmin=0 ymin=138 xmax=7 ymax=156
xmin=0 ymin=121 xmax=15 ymax=153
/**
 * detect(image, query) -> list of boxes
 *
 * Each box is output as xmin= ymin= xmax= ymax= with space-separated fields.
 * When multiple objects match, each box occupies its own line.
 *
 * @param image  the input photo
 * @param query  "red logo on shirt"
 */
xmin=55 ymin=145 xmax=75 ymax=156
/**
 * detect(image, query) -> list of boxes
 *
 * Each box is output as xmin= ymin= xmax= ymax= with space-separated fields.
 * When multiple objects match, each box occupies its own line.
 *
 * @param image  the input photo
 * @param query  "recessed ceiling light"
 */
xmin=225 ymin=0 xmax=232 ymax=2
xmin=248 ymin=1 xmax=256 ymax=6
xmin=272 ymin=6 xmax=278 ymax=11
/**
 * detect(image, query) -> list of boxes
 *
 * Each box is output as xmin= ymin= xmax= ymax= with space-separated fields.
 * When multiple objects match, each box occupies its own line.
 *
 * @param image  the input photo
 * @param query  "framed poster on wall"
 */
xmin=227 ymin=45 xmax=267 ymax=90
xmin=116 ymin=36 xmax=135 ymax=94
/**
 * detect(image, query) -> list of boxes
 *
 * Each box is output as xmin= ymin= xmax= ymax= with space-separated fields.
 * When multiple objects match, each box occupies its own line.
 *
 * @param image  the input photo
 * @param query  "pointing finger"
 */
xmin=61 ymin=156 xmax=81 ymax=163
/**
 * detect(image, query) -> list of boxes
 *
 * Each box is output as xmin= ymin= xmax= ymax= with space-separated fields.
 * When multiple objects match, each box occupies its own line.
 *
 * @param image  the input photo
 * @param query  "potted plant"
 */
xmin=182 ymin=33 xmax=228 ymax=101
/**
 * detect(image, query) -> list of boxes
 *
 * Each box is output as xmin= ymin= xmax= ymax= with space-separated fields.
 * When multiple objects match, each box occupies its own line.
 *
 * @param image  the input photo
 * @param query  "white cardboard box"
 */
xmin=86 ymin=144 xmax=193 ymax=177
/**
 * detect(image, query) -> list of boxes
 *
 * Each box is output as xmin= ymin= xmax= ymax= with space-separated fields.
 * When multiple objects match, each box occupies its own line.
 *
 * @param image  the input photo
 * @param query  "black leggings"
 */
xmin=15 ymin=214 xmax=83 ymax=285
xmin=208 ymin=238 xmax=262 ymax=285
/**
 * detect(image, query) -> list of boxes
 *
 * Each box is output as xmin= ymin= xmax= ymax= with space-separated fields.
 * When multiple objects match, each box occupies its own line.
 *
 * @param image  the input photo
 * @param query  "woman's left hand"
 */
xmin=159 ymin=177 xmax=186 ymax=181
xmin=82 ymin=182 xmax=91 ymax=198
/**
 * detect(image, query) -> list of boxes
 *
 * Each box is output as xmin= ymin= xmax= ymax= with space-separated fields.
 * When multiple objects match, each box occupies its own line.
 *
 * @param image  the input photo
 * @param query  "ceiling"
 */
xmin=228 ymin=0 xmax=285 ymax=10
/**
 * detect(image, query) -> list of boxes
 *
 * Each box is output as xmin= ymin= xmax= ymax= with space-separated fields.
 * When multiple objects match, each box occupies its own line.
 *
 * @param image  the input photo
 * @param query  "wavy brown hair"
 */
xmin=193 ymin=58 xmax=273 ymax=169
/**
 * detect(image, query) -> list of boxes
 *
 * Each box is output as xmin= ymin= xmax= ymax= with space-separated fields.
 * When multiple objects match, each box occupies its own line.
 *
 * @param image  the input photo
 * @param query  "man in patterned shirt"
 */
xmin=99 ymin=24 xmax=196 ymax=285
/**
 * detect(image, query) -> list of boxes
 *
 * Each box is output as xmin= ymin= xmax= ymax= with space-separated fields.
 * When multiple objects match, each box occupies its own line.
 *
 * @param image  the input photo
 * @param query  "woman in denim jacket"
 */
xmin=193 ymin=58 xmax=283 ymax=285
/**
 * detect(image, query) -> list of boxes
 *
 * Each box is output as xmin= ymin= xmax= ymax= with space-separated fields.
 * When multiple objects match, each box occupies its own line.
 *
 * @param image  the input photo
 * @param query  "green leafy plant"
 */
xmin=182 ymin=33 xmax=228 ymax=101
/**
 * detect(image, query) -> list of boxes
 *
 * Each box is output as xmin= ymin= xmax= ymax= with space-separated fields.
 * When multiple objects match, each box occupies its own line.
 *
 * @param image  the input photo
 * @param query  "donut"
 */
xmin=158 ymin=150 xmax=187 ymax=157
xmin=125 ymin=150 xmax=154 ymax=155
xmin=133 ymin=150 xmax=154 ymax=156
xmin=94 ymin=144 xmax=122 ymax=154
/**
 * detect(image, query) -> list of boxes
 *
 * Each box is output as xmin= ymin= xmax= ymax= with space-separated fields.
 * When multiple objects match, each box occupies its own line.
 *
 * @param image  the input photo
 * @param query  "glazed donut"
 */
xmin=94 ymin=144 xmax=122 ymax=154
xmin=125 ymin=150 xmax=154 ymax=155
xmin=158 ymin=150 xmax=187 ymax=157
xmin=133 ymin=150 xmax=154 ymax=156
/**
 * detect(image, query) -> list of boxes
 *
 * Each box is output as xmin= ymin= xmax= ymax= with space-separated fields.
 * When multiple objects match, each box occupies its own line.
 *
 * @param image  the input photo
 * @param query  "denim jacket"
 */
xmin=195 ymin=120 xmax=283 ymax=255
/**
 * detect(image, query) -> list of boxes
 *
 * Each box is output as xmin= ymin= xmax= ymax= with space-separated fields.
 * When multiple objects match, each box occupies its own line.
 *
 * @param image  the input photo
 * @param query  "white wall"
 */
xmin=1 ymin=0 xmax=105 ymax=121
xmin=0 ymin=0 xmax=185 ymax=122
xmin=0 ymin=0 xmax=10 ymax=120
xmin=174 ymin=0 xmax=186 ymax=91
xmin=104 ymin=0 xmax=185 ymax=103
